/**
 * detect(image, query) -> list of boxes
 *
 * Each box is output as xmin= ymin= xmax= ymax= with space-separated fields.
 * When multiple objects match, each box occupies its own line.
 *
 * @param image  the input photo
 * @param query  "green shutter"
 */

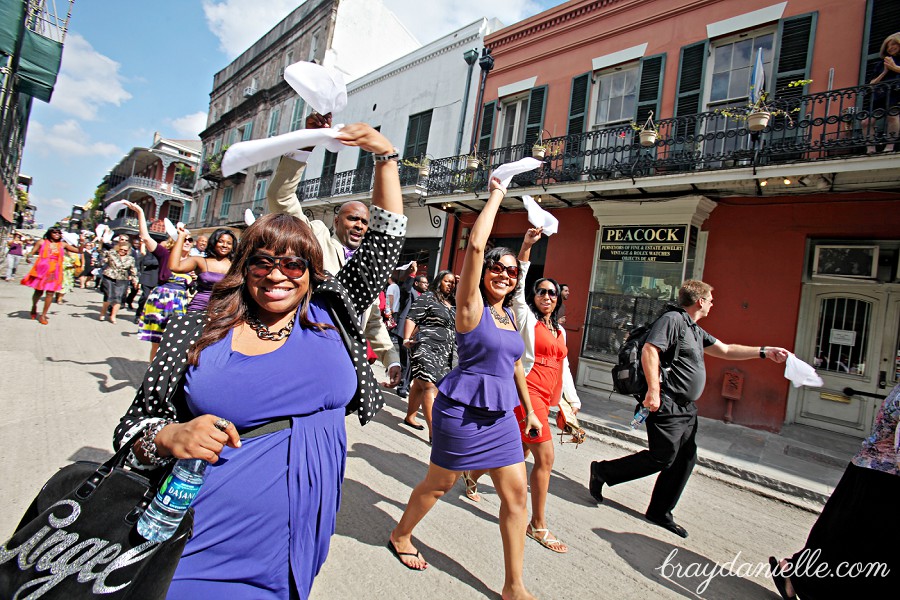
xmin=322 ymin=150 xmax=338 ymax=178
xmin=636 ymin=53 xmax=666 ymax=124
xmin=773 ymin=13 xmax=816 ymax=101
xmin=861 ymin=0 xmax=899 ymax=84
xmin=523 ymin=85 xmax=548 ymax=148
xmin=403 ymin=111 xmax=433 ymax=159
xmin=242 ymin=120 xmax=253 ymax=141
xmin=290 ymin=98 xmax=306 ymax=131
xmin=674 ymin=41 xmax=708 ymax=117
xmin=567 ymin=73 xmax=591 ymax=135
xmin=477 ymin=101 xmax=496 ymax=155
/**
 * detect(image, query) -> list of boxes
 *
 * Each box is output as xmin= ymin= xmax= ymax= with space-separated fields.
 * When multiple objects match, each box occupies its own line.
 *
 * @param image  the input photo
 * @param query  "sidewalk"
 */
xmin=570 ymin=387 xmax=861 ymax=510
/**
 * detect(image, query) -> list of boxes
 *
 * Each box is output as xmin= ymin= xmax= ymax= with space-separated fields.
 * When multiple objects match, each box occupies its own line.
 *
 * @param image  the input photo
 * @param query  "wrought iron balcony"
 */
xmin=104 ymin=175 xmax=192 ymax=203
xmin=296 ymin=164 xmax=425 ymax=203
xmin=421 ymin=81 xmax=899 ymax=197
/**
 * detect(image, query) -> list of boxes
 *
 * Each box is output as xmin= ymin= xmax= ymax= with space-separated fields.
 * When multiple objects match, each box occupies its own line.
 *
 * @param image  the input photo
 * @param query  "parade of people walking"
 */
xmin=97 ymin=239 xmax=139 ymax=323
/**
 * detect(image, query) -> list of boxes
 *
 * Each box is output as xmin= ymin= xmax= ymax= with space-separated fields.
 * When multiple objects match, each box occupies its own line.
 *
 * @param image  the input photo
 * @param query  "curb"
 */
xmin=563 ymin=411 xmax=829 ymax=512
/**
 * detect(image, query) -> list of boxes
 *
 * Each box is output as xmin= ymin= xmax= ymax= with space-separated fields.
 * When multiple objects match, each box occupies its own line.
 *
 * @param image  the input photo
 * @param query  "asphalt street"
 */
xmin=0 ymin=284 xmax=815 ymax=599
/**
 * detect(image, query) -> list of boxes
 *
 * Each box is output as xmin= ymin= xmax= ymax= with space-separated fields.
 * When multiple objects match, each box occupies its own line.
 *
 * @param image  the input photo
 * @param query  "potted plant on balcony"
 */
xmin=202 ymin=145 xmax=229 ymax=181
xmin=719 ymin=79 xmax=813 ymax=132
xmin=630 ymin=112 xmax=660 ymax=147
xmin=401 ymin=154 xmax=433 ymax=178
xmin=464 ymin=153 xmax=482 ymax=171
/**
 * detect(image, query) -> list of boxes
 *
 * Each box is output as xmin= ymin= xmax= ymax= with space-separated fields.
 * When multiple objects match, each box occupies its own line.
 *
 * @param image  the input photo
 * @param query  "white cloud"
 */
xmin=202 ymin=0 xmax=299 ymax=59
xmin=169 ymin=112 xmax=208 ymax=138
xmin=50 ymin=34 xmax=132 ymax=120
xmin=27 ymin=120 xmax=121 ymax=158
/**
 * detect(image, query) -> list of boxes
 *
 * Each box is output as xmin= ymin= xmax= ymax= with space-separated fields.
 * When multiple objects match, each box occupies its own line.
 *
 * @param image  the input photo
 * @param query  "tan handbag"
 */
xmin=555 ymin=393 xmax=586 ymax=446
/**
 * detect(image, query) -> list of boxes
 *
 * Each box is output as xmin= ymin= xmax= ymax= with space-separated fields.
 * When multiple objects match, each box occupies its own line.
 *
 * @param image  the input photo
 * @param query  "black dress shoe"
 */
xmin=589 ymin=461 xmax=606 ymax=503
xmin=646 ymin=514 xmax=688 ymax=538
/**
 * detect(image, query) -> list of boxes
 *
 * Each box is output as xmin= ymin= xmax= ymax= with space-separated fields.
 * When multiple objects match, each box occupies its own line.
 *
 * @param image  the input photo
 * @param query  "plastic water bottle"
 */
xmin=137 ymin=458 xmax=208 ymax=542
xmin=630 ymin=406 xmax=650 ymax=429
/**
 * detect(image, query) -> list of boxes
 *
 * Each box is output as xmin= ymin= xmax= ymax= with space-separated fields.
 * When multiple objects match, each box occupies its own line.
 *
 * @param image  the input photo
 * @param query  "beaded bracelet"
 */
xmin=139 ymin=420 xmax=174 ymax=466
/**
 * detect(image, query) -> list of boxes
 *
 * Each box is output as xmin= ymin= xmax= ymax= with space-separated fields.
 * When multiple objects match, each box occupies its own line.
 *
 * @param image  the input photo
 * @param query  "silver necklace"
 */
xmin=489 ymin=304 xmax=510 ymax=326
xmin=246 ymin=311 xmax=295 ymax=341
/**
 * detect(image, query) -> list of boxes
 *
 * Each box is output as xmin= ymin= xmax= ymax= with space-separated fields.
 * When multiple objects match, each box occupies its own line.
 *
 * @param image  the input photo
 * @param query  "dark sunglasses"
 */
xmin=487 ymin=262 xmax=519 ymax=278
xmin=186 ymin=237 xmax=194 ymax=243
xmin=536 ymin=288 xmax=558 ymax=298
xmin=247 ymin=254 xmax=309 ymax=279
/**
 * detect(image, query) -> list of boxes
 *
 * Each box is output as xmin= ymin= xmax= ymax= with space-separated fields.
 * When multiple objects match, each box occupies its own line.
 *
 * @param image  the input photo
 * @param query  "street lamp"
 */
xmin=455 ymin=49 xmax=480 ymax=157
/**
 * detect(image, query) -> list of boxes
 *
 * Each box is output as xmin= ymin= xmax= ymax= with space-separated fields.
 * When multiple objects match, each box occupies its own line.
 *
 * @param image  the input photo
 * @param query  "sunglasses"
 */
xmin=247 ymin=254 xmax=309 ymax=279
xmin=536 ymin=288 xmax=558 ymax=298
xmin=185 ymin=237 xmax=194 ymax=243
xmin=487 ymin=262 xmax=519 ymax=278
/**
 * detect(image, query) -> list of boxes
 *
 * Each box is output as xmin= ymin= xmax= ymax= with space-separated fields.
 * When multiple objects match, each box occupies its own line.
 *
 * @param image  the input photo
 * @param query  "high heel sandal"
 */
xmin=461 ymin=471 xmax=480 ymax=502
xmin=30 ymin=309 xmax=37 ymax=320
xmin=38 ymin=315 xmax=49 ymax=325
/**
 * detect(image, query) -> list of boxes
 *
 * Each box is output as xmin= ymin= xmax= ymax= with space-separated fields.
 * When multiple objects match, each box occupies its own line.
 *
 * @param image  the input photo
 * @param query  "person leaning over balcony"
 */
xmin=768 ymin=383 xmax=900 ymax=599
xmin=113 ymin=123 xmax=404 ymax=599
xmin=168 ymin=227 xmax=236 ymax=312
xmin=266 ymin=111 xmax=401 ymax=390
xmin=123 ymin=200 xmax=194 ymax=361
xmin=865 ymin=31 xmax=900 ymax=154
xmin=21 ymin=227 xmax=83 ymax=324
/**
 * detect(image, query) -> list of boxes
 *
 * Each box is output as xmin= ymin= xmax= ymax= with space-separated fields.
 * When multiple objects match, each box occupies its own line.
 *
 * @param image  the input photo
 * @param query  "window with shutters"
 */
xmin=321 ymin=150 xmax=338 ymax=195
xmin=290 ymin=98 xmax=305 ymax=131
xmin=253 ymin=179 xmax=267 ymax=211
xmin=219 ymin=187 xmax=233 ymax=218
xmin=267 ymin=107 xmax=281 ymax=137
xmin=592 ymin=67 xmax=639 ymax=129
xmin=403 ymin=111 xmax=432 ymax=160
xmin=497 ymin=94 xmax=530 ymax=148
xmin=199 ymin=193 xmax=211 ymax=222
xmin=862 ymin=0 xmax=900 ymax=84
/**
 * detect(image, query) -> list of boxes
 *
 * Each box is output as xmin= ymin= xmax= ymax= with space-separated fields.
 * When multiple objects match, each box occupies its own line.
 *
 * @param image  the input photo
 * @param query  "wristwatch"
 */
xmin=373 ymin=148 xmax=400 ymax=163
xmin=759 ymin=346 xmax=767 ymax=359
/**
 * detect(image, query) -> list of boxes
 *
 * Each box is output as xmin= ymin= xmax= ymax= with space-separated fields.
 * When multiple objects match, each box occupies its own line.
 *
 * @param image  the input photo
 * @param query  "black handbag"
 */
xmin=0 ymin=437 xmax=192 ymax=599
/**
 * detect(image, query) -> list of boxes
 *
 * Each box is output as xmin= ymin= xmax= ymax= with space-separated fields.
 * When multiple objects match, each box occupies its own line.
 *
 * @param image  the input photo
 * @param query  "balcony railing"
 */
xmin=420 ymin=81 xmax=899 ymax=196
xmin=104 ymin=176 xmax=192 ymax=202
xmin=297 ymin=164 xmax=424 ymax=202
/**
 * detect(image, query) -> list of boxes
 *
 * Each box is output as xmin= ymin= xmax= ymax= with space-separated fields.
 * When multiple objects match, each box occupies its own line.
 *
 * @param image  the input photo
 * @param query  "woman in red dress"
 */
xmin=21 ymin=227 xmax=82 ymax=324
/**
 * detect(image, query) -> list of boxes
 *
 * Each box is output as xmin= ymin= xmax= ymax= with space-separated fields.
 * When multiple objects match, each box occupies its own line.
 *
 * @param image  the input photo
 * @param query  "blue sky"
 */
xmin=22 ymin=0 xmax=563 ymax=227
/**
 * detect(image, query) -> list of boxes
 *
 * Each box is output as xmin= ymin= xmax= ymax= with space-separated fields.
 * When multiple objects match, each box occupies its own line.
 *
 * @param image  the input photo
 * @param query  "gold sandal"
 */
xmin=461 ymin=471 xmax=480 ymax=502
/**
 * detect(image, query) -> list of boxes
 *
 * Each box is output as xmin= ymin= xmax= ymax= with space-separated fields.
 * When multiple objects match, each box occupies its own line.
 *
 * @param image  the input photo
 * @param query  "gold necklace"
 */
xmin=246 ymin=311 xmax=295 ymax=341
xmin=489 ymin=304 xmax=510 ymax=326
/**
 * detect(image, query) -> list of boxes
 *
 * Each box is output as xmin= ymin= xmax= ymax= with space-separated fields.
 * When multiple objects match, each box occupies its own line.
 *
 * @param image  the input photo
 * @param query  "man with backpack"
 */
xmin=590 ymin=280 xmax=788 ymax=538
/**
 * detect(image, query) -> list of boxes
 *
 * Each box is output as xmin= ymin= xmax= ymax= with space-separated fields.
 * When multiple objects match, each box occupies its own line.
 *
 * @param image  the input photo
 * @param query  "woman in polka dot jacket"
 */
xmin=112 ymin=124 xmax=406 ymax=599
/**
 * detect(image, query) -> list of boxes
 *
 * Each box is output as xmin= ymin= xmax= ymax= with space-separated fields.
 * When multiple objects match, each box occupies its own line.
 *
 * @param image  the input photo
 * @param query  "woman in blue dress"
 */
xmin=389 ymin=176 xmax=542 ymax=600
xmin=114 ymin=124 xmax=404 ymax=599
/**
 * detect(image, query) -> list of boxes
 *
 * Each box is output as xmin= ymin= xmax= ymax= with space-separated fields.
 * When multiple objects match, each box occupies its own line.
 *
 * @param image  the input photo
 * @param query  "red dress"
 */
xmin=514 ymin=321 xmax=567 ymax=443
xmin=21 ymin=241 xmax=65 ymax=292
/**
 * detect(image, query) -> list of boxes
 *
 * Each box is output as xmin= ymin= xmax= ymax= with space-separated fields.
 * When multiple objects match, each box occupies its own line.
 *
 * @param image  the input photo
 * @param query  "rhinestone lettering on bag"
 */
xmin=0 ymin=499 xmax=159 ymax=598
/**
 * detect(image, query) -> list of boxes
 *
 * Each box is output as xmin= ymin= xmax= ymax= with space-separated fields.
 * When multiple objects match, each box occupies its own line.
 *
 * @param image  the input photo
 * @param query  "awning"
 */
xmin=17 ymin=28 xmax=63 ymax=102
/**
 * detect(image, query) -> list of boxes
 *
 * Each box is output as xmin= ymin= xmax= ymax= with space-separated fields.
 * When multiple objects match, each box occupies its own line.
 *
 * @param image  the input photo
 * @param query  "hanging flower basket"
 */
xmin=466 ymin=156 xmax=480 ymax=171
xmin=747 ymin=111 xmax=771 ymax=132
xmin=532 ymin=146 xmax=546 ymax=159
xmin=639 ymin=130 xmax=658 ymax=147
xmin=417 ymin=166 xmax=430 ymax=178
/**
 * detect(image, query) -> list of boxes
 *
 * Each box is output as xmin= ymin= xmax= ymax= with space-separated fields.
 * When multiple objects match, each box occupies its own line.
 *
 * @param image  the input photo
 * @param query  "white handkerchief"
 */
xmin=102 ymin=228 xmax=114 ymax=244
xmin=784 ymin=353 xmax=824 ymax=388
xmin=244 ymin=209 xmax=256 ymax=226
xmin=95 ymin=224 xmax=107 ymax=239
xmin=104 ymin=200 xmax=128 ymax=220
xmin=221 ymin=127 xmax=345 ymax=176
xmin=521 ymin=196 xmax=559 ymax=235
xmin=61 ymin=232 xmax=79 ymax=246
xmin=163 ymin=218 xmax=182 ymax=241
xmin=396 ymin=261 xmax=415 ymax=271
xmin=283 ymin=61 xmax=348 ymax=115
xmin=491 ymin=157 xmax=543 ymax=188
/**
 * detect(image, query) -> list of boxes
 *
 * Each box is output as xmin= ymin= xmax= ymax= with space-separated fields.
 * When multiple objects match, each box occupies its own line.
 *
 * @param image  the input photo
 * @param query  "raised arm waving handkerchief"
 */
xmin=221 ymin=127 xmax=345 ymax=176
xmin=244 ymin=209 xmax=256 ymax=226
xmin=784 ymin=353 xmax=824 ymax=388
xmin=521 ymin=195 xmax=559 ymax=235
xmin=104 ymin=199 xmax=129 ymax=220
xmin=283 ymin=61 xmax=348 ymax=115
xmin=490 ymin=157 xmax=543 ymax=188
xmin=163 ymin=218 xmax=190 ymax=241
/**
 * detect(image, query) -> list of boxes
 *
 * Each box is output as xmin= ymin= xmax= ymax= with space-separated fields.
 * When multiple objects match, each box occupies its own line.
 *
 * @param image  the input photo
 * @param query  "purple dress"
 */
xmin=187 ymin=271 xmax=224 ymax=312
xmin=168 ymin=298 xmax=355 ymax=599
xmin=432 ymin=306 xmax=525 ymax=470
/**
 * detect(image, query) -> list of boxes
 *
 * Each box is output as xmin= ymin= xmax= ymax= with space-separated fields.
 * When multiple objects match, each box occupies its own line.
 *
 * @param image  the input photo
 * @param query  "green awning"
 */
xmin=18 ymin=28 xmax=63 ymax=102
xmin=0 ymin=0 xmax=25 ymax=56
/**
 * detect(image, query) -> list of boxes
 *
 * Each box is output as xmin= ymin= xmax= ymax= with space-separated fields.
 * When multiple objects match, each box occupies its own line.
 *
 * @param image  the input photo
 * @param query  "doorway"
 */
xmin=790 ymin=283 xmax=900 ymax=437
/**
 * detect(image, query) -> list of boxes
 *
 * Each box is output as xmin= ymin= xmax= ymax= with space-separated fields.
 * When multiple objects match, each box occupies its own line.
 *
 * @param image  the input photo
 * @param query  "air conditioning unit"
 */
xmin=243 ymin=86 xmax=257 ymax=98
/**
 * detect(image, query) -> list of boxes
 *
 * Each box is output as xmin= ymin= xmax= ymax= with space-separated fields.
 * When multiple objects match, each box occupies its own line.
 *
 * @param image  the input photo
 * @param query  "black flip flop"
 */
xmin=388 ymin=539 xmax=427 ymax=570
xmin=401 ymin=419 xmax=425 ymax=431
xmin=769 ymin=557 xmax=795 ymax=600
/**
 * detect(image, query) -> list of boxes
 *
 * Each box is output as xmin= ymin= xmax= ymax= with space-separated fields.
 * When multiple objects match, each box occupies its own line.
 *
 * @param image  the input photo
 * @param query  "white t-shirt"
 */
xmin=386 ymin=282 xmax=400 ymax=313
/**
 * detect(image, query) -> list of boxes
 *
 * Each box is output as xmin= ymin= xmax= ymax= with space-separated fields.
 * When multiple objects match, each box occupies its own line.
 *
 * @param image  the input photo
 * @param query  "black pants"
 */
xmin=125 ymin=281 xmax=140 ymax=308
xmin=135 ymin=284 xmax=154 ymax=319
xmin=600 ymin=394 xmax=698 ymax=522
xmin=391 ymin=332 xmax=412 ymax=395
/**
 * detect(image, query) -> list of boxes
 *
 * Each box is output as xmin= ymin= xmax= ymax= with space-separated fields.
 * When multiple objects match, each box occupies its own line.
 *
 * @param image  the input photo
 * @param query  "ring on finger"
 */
xmin=214 ymin=418 xmax=231 ymax=432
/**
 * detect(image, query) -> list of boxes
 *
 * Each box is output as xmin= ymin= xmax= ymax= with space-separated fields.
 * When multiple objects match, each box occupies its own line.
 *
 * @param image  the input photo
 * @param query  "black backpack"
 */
xmin=611 ymin=308 xmax=687 ymax=399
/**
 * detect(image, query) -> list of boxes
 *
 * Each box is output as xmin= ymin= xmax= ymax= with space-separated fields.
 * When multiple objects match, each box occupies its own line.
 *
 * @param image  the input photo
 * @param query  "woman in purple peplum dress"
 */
xmin=389 ymin=177 xmax=542 ymax=600
xmin=168 ymin=227 xmax=236 ymax=311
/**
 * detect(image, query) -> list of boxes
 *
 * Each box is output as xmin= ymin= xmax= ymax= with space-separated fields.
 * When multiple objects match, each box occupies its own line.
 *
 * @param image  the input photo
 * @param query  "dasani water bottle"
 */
xmin=630 ymin=406 xmax=650 ymax=429
xmin=137 ymin=458 xmax=208 ymax=542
